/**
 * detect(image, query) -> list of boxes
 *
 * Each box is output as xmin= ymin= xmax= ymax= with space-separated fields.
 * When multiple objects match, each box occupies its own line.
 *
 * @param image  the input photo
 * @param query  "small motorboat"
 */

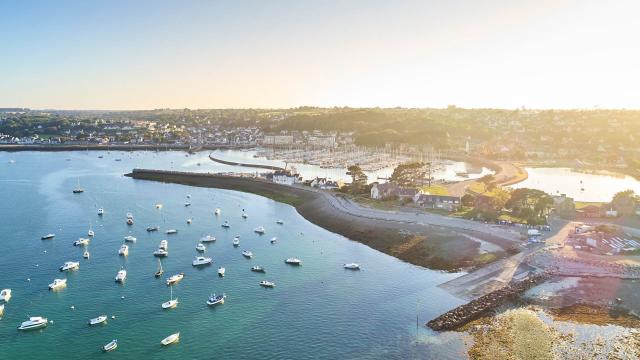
xmin=162 ymin=286 xmax=179 ymax=309
xmin=166 ymin=229 xmax=178 ymax=235
xmin=115 ymin=269 xmax=127 ymax=283
xmin=206 ymin=293 xmax=225 ymax=306
xmin=221 ymin=221 xmax=230 ymax=228
xmin=89 ymin=315 xmax=107 ymax=326
xmin=1 ymin=289 xmax=12 ymax=302
xmin=126 ymin=212 xmax=133 ymax=219
xmin=214 ymin=208 xmax=221 ymax=215
xmin=74 ymin=238 xmax=90 ymax=247
xmin=285 ymin=258 xmax=302 ymax=265
xmin=73 ymin=188 xmax=84 ymax=194
xmin=83 ymin=250 xmax=90 ymax=259
xmin=0 ymin=304 xmax=4 ymax=316
xmin=154 ymin=248 xmax=168 ymax=257
xmin=270 ymin=237 xmax=277 ymax=243
xmin=200 ymin=235 xmax=216 ymax=243
xmin=186 ymin=194 xmax=191 ymax=199
xmin=166 ymin=273 xmax=184 ymax=286
xmin=147 ymin=226 xmax=159 ymax=232
xmin=260 ymin=280 xmax=275 ymax=288
xmin=59 ymin=261 xmax=80 ymax=272
xmin=97 ymin=208 xmax=104 ymax=216
xmin=196 ymin=243 xmax=206 ymax=252
xmin=242 ymin=212 xmax=248 ymax=219
xmin=18 ymin=316 xmax=48 ymax=331
xmin=186 ymin=218 xmax=192 ymax=224
xmin=253 ymin=226 xmax=265 ymax=234
xmin=192 ymin=256 xmax=213 ymax=267
xmin=126 ymin=218 xmax=134 ymax=225
xmin=161 ymin=332 xmax=180 ymax=346
xmin=242 ymin=250 xmax=253 ymax=258
xmin=276 ymin=219 xmax=284 ymax=225
xmin=87 ymin=229 xmax=95 ymax=237
xmin=48 ymin=278 xmax=67 ymax=290
xmin=41 ymin=233 xmax=55 ymax=240
xmin=184 ymin=202 xmax=191 ymax=207
xmin=218 ymin=267 xmax=226 ymax=277
xmin=233 ymin=237 xmax=240 ymax=247
xmin=155 ymin=259 xmax=164 ymax=278
xmin=103 ymin=339 xmax=118 ymax=352
xmin=344 ymin=263 xmax=361 ymax=270
xmin=123 ymin=235 xmax=137 ymax=242
xmin=118 ymin=244 xmax=129 ymax=256
xmin=159 ymin=240 xmax=168 ymax=251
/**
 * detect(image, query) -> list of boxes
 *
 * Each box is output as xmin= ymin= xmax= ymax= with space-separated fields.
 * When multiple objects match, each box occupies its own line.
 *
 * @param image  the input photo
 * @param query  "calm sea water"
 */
xmin=0 ymin=151 xmax=467 ymax=359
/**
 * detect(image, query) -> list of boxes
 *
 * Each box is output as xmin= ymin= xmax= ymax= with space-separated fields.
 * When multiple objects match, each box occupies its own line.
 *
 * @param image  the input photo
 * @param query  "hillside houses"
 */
xmin=413 ymin=194 xmax=461 ymax=211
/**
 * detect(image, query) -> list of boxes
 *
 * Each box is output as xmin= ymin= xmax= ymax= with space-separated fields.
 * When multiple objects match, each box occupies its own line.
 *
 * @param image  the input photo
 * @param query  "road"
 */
xmin=317 ymin=191 xmax=524 ymax=244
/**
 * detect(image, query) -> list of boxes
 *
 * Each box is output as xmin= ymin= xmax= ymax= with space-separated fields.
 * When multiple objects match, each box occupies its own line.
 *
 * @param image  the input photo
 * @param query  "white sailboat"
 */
xmin=155 ymin=259 xmax=164 ymax=278
xmin=161 ymin=286 xmax=179 ymax=309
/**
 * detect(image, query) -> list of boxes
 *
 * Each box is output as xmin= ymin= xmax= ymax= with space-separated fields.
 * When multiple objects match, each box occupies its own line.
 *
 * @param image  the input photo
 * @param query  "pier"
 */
xmin=427 ymin=271 xmax=551 ymax=331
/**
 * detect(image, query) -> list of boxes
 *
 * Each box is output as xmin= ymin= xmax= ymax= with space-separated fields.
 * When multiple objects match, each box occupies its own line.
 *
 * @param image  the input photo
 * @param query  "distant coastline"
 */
xmin=0 ymin=144 xmax=254 ymax=152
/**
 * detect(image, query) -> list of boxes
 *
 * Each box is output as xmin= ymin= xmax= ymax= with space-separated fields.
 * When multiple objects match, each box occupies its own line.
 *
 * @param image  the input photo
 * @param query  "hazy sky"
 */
xmin=1 ymin=0 xmax=639 ymax=110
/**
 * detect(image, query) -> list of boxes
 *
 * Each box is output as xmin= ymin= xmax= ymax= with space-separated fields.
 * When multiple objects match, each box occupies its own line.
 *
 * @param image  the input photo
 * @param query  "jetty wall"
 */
xmin=427 ymin=271 xmax=551 ymax=331
xmin=208 ymin=154 xmax=285 ymax=171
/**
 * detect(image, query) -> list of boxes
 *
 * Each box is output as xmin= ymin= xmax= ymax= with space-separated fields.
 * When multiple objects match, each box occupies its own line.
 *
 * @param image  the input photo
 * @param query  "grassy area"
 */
xmin=421 ymin=184 xmax=449 ymax=195
xmin=575 ymin=201 xmax=605 ymax=210
xmin=467 ymin=182 xmax=487 ymax=194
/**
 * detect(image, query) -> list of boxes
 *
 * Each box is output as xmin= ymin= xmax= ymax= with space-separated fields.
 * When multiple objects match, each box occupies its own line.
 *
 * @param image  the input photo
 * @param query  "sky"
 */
xmin=1 ymin=0 xmax=639 ymax=110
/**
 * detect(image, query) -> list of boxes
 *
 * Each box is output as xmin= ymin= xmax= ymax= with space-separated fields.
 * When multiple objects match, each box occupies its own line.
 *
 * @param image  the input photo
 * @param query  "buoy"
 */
xmin=27 ymin=278 xmax=31 ymax=281
xmin=50 ymin=320 xmax=54 ymax=324
xmin=121 ymin=296 xmax=125 ymax=299
xmin=111 ymin=315 xmax=116 ymax=319
xmin=44 ymin=250 xmax=47 ymax=253
xmin=35 ymin=264 xmax=39 ymax=267
xmin=70 ymin=305 xmax=75 ymax=309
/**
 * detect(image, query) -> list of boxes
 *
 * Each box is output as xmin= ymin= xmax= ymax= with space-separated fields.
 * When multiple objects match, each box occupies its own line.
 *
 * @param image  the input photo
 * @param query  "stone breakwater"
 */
xmin=208 ymin=153 xmax=285 ymax=171
xmin=427 ymin=271 xmax=552 ymax=331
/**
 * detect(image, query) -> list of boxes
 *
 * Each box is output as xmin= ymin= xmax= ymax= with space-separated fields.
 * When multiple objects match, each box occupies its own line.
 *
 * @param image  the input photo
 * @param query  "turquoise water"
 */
xmin=0 ymin=151 xmax=466 ymax=359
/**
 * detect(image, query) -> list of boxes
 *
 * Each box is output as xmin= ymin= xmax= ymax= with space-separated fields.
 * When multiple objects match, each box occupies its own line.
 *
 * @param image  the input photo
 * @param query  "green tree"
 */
xmin=389 ymin=162 xmax=425 ymax=188
xmin=346 ymin=165 xmax=368 ymax=194
xmin=612 ymin=190 xmax=638 ymax=215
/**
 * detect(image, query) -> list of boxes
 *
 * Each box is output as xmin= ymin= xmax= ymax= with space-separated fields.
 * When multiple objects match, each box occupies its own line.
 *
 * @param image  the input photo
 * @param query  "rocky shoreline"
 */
xmin=427 ymin=271 xmax=552 ymax=331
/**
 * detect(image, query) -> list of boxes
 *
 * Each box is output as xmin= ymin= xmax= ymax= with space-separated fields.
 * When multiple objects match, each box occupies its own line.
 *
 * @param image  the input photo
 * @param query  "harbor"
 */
xmin=0 ymin=150 xmax=467 ymax=359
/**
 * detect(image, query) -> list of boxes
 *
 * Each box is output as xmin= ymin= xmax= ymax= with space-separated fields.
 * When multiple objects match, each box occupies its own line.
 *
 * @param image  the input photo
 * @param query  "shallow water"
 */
xmin=511 ymin=167 xmax=640 ymax=202
xmin=0 ymin=151 xmax=466 ymax=359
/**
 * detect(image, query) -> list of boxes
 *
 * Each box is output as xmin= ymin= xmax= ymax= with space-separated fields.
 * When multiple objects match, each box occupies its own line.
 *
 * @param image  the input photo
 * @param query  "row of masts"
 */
xmin=256 ymin=145 xmax=443 ymax=172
